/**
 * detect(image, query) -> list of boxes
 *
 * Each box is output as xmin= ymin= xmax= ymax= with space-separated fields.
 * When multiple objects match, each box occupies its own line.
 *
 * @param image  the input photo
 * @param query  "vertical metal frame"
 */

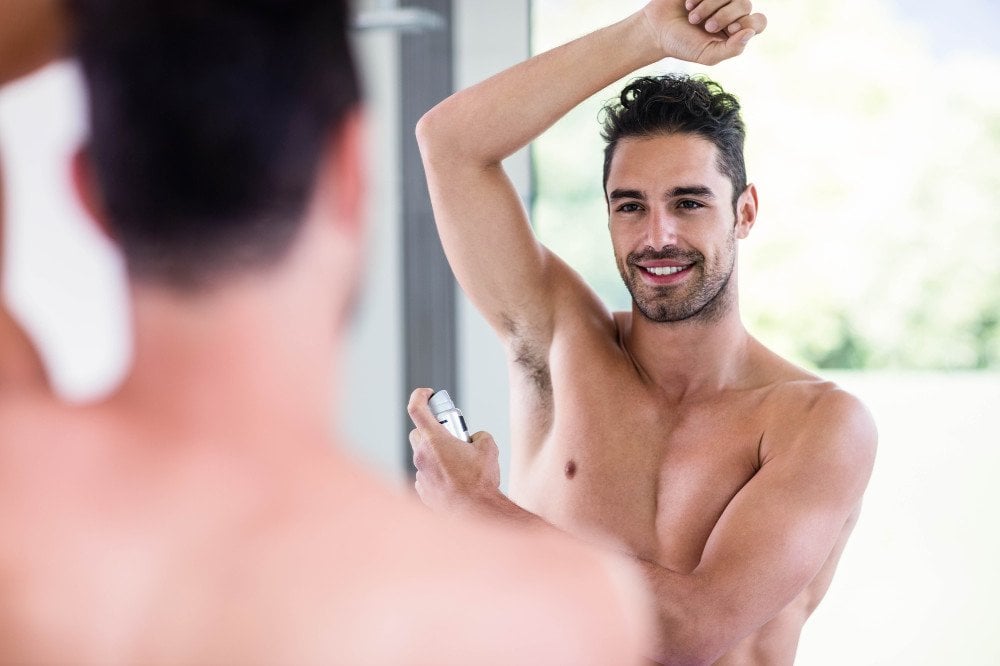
xmin=399 ymin=0 xmax=455 ymax=475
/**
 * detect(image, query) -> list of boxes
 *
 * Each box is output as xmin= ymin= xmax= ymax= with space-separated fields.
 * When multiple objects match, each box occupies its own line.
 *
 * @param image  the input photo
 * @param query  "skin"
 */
xmin=610 ymin=135 xmax=748 ymax=324
xmin=410 ymin=0 xmax=877 ymax=664
xmin=0 ymin=8 xmax=650 ymax=664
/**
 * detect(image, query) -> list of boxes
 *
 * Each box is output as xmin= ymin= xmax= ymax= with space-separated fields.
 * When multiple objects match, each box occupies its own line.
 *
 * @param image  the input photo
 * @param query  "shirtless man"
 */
xmin=409 ymin=0 xmax=877 ymax=663
xmin=0 ymin=1 xmax=648 ymax=662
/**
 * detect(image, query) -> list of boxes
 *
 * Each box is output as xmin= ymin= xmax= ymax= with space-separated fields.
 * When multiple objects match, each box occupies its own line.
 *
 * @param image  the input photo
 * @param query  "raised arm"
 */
xmin=0 ymin=0 xmax=68 ymax=393
xmin=415 ymin=0 xmax=766 ymax=345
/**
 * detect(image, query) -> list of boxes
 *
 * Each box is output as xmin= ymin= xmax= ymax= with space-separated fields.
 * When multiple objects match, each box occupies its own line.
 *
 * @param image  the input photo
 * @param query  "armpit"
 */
xmin=513 ymin=339 xmax=552 ymax=399
xmin=502 ymin=313 xmax=552 ymax=403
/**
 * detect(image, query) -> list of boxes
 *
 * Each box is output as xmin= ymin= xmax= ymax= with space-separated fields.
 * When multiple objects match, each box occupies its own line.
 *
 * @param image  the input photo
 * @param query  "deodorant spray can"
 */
xmin=428 ymin=390 xmax=472 ymax=443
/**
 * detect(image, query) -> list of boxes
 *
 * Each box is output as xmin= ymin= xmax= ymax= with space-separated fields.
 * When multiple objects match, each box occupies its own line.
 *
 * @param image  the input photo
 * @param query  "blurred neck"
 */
xmin=111 ymin=221 xmax=354 ymax=451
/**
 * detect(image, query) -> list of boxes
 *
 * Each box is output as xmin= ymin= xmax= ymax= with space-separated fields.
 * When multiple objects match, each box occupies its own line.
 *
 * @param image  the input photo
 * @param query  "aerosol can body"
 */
xmin=428 ymin=390 xmax=471 ymax=442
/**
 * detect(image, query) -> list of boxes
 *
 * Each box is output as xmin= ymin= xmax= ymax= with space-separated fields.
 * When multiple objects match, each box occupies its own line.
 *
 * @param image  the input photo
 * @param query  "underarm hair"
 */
xmin=502 ymin=314 xmax=553 ymax=401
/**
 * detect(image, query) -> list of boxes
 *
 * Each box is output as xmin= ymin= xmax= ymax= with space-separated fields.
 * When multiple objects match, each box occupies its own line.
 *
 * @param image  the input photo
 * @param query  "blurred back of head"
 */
xmin=70 ymin=0 xmax=360 ymax=290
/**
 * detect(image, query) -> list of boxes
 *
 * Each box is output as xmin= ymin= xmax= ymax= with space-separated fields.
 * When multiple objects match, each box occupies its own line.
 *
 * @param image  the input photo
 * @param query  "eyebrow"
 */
xmin=669 ymin=186 xmax=716 ymax=199
xmin=608 ymin=186 xmax=716 ymax=201
xmin=608 ymin=188 xmax=645 ymax=202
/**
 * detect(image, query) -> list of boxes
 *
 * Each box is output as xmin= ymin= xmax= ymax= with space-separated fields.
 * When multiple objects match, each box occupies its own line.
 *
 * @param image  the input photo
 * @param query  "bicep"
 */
xmin=692 ymin=392 xmax=877 ymax=638
xmin=423 ymin=159 xmax=582 ymax=344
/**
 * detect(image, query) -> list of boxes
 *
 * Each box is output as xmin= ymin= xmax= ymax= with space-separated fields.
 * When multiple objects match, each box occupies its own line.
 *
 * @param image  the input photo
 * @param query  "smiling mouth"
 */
xmin=643 ymin=265 xmax=688 ymax=276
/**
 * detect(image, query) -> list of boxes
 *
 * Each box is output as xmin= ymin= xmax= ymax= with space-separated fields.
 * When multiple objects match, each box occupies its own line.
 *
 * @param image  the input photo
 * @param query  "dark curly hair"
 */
xmin=601 ymin=74 xmax=746 ymax=206
xmin=71 ymin=0 xmax=360 ymax=289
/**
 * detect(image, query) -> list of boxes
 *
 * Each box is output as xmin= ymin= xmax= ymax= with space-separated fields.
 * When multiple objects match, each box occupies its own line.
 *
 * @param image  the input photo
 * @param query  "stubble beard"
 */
xmin=618 ymin=231 xmax=737 ymax=324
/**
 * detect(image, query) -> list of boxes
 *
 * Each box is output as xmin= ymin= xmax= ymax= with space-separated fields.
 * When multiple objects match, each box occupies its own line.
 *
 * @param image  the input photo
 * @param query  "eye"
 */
xmin=677 ymin=200 xmax=705 ymax=210
xmin=616 ymin=202 xmax=643 ymax=213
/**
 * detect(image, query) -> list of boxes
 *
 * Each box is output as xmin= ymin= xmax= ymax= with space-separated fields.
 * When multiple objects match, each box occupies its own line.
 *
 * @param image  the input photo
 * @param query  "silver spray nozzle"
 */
xmin=428 ymin=390 xmax=456 ymax=416
xmin=428 ymin=389 xmax=471 ymax=442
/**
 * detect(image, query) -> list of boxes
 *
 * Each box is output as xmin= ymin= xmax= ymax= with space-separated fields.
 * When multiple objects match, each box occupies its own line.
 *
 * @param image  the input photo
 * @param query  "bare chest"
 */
xmin=510 ymin=376 xmax=768 ymax=571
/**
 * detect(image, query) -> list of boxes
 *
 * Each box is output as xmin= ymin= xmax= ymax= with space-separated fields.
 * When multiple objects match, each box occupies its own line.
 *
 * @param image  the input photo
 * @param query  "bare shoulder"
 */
xmin=0 ymin=429 xmax=647 ymax=663
xmin=345 ymin=478 xmax=647 ymax=661
xmin=753 ymin=343 xmax=877 ymax=456
xmin=771 ymin=377 xmax=875 ymax=445
xmin=415 ymin=516 xmax=651 ymax=665
xmin=751 ymin=342 xmax=877 ymax=465
xmin=0 ymin=390 xmax=76 ymax=456
xmin=282 ymin=459 xmax=647 ymax=664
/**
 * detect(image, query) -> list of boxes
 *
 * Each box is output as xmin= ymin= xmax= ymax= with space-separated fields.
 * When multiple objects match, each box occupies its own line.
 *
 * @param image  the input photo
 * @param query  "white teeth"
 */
xmin=645 ymin=265 xmax=686 ymax=276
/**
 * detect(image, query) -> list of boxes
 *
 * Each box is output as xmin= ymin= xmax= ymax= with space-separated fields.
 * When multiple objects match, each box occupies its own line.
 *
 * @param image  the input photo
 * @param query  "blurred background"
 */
xmin=0 ymin=0 xmax=997 ymax=663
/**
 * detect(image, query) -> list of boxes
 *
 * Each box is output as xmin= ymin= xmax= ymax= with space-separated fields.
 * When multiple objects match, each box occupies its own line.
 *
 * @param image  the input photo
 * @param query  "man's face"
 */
xmin=606 ymin=132 xmax=752 ymax=324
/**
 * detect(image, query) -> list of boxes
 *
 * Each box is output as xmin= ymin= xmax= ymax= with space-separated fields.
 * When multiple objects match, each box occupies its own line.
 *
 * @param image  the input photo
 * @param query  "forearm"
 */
xmin=416 ymin=11 xmax=661 ymax=165
xmin=636 ymin=560 xmax=734 ymax=666
xmin=466 ymin=489 xmax=555 ymax=531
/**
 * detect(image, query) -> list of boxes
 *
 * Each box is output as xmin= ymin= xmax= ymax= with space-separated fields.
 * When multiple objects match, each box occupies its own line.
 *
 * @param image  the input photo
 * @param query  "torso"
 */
xmin=507 ymin=310 xmax=859 ymax=665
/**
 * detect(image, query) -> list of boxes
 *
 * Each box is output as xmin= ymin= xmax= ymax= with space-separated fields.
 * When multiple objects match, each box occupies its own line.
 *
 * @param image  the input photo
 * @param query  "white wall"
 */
xmin=340 ymin=6 xmax=406 ymax=479
xmin=0 ymin=63 xmax=130 ymax=402
xmin=797 ymin=372 xmax=1000 ymax=665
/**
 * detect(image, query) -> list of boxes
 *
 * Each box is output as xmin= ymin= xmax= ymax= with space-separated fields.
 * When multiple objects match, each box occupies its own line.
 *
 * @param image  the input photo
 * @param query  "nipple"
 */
xmin=564 ymin=459 xmax=577 ymax=480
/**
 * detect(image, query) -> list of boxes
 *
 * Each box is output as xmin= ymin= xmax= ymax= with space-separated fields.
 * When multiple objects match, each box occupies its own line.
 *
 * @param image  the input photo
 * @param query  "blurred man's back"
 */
xmin=0 ymin=1 xmax=648 ymax=662
xmin=0 ymin=394 xmax=641 ymax=663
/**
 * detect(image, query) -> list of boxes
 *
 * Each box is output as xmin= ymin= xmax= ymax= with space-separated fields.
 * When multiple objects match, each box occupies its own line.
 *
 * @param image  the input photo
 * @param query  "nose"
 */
xmin=646 ymin=208 xmax=679 ymax=250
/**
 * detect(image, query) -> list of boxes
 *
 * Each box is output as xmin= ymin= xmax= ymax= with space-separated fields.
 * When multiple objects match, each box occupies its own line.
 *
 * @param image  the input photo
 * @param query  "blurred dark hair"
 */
xmin=70 ymin=0 xmax=360 ymax=288
xmin=601 ymin=74 xmax=746 ymax=206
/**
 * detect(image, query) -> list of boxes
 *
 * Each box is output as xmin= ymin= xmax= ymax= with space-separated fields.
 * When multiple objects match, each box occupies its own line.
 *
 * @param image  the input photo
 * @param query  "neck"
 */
xmin=111 ymin=268 xmax=342 ymax=452
xmin=101 ymin=137 xmax=362 ymax=456
xmin=623 ymin=282 xmax=752 ymax=400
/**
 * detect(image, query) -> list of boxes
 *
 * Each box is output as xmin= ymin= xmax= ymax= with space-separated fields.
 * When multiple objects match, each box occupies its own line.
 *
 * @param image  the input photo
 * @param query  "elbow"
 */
xmin=414 ymin=106 xmax=449 ymax=166
xmin=648 ymin=607 xmax=735 ymax=666
xmin=414 ymin=109 xmax=434 ymax=154
xmin=415 ymin=103 xmax=499 ymax=169
xmin=648 ymin=640 xmax=721 ymax=666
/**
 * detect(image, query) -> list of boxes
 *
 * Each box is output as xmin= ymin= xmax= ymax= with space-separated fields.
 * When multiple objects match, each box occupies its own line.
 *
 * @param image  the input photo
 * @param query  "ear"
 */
xmin=734 ymin=182 xmax=758 ymax=240
xmin=70 ymin=145 xmax=117 ymax=243
xmin=322 ymin=107 xmax=366 ymax=238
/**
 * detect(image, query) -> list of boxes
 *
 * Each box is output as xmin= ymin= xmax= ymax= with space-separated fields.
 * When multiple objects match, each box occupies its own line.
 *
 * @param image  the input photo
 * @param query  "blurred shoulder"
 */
xmin=332 ymin=479 xmax=650 ymax=664
xmin=424 ymin=516 xmax=652 ymax=665
xmin=0 ymin=388 xmax=74 ymax=450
